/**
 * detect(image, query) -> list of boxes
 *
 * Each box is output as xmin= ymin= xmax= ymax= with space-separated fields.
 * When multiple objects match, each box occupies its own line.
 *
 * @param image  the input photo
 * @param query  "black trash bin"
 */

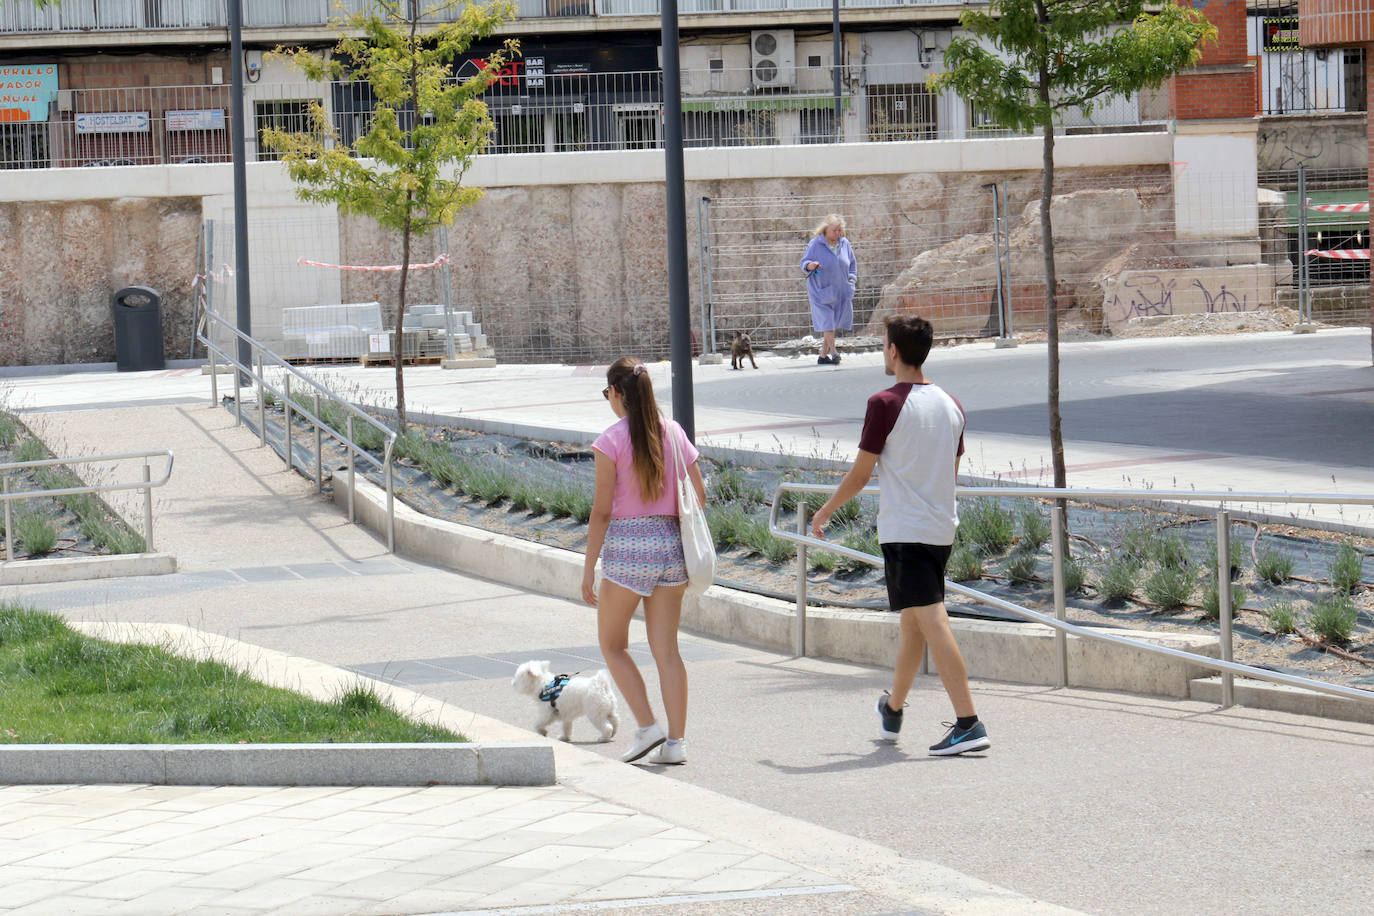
xmin=112 ymin=286 xmax=165 ymax=372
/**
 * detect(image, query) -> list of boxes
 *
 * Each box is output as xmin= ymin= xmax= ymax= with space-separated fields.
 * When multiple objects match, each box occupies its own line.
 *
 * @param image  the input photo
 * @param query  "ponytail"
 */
xmin=606 ymin=357 xmax=665 ymax=502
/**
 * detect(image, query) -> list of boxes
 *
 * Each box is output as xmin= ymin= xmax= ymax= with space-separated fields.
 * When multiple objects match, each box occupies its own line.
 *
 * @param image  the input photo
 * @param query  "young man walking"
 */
xmin=811 ymin=314 xmax=989 ymax=755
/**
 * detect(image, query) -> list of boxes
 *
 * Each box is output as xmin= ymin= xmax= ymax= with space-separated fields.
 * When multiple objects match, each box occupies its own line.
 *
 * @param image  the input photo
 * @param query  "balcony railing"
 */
xmin=0 ymin=0 xmax=967 ymax=33
xmin=0 ymin=64 xmax=1160 ymax=170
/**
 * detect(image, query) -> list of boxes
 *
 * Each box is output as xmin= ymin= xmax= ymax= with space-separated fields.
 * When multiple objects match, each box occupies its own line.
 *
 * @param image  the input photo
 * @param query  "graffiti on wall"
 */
xmin=1101 ymin=265 xmax=1274 ymax=333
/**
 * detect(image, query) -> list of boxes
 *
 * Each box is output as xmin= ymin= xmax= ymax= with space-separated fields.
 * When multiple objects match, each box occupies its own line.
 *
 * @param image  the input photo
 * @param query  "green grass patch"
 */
xmin=1146 ymin=533 xmax=1191 ymax=570
xmin=1143 ymin=566 xmax=1194 ymax=610
xmin=809 ymin=551 xmax=839 ymax=573
xmin=0 ymin=604 xmax=463 ymax=745
xmin=958 ymin=499 xmax=1015 ymax=556
xmin=1307 ymin=594 xmax=1358 ymax=646
xmin=1005 ymin=549 xmax=1038 ymax=586
xmin=837 ymin=527 xmax=881 ymax=575
xmin=1255 ymin=550 xmax=1294 ymax=586
xmin=706 ymin=503 xmax=756 ymax=551
xmin=14 ymin=511 xmax=57 ymax=557
xmin=1266 ymin=602 xmax=1297 ymax=635
xmin=1096 ymin=559 xmax=1139 ymax=601
xmin=1200 ymin=583 xmax=1246 ymax=621
xmin=947 ymin=547 xmax=983 ymax=582
xmin=0 ymin=412 xmax=18 ymax=450
xmin=1015 ymin=502 xmax=1050 ymax=552
xmin=708 ymin=466 xmax=766 ymax=508
xmin=1204 ymin=532 xmax=1244 ymax=579
xmin=1063 ymin=557 xmax=1086 ymax=595
xmin=12 ymin=438 xmax=46 ymax=464
xmin=1329 ymin=543 xmax=1364 ymax=594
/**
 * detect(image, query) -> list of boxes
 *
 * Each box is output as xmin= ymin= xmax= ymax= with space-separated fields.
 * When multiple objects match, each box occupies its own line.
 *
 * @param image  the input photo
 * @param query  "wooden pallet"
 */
xmin=358 ymin=354 xmax=447 ymax=368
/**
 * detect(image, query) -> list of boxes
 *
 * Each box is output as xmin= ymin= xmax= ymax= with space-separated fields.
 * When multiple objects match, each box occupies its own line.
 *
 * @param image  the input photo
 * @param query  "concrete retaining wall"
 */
xmin=333 ymin=471 xmax=1219 ymax=701
xmin=0 ymin=133 xmax=1174 ymax=365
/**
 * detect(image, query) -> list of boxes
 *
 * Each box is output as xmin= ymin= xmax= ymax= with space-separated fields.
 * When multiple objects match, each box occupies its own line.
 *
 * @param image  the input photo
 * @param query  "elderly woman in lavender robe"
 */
xmin=800 ymin=213 xmax=857 ymax=365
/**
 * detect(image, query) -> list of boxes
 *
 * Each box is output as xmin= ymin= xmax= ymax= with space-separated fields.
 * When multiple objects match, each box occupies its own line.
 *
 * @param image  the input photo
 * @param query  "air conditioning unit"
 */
xmin=751 ymin=30 xmax=796 ymax=90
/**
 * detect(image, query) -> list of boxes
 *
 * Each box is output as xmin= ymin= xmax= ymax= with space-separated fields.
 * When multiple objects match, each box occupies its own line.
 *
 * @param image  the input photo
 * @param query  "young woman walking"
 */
xmin=582 ymin=358 xmax=706 ymax=765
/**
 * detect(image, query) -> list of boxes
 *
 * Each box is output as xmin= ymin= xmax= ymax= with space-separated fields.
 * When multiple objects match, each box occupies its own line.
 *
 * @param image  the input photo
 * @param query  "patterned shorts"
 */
xmin=602 ymin=515 xmax=688 ymax=597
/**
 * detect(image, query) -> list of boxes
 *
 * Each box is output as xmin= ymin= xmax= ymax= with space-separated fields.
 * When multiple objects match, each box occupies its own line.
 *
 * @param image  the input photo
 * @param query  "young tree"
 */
xmin=933 ymin=2 xmax=1215 ymax=494
xmin=264 ymin=0 xmax=517 ymax=431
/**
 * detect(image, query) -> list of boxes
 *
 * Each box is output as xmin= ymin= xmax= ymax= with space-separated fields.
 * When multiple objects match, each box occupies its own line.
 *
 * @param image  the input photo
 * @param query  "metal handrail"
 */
xmin=196 ymin=309 xmax=397 ymax=551
xmin=0 ymin=449 xmax=174 ymax=558
xmin=768 ymin=482 xmax=1374 ymax=709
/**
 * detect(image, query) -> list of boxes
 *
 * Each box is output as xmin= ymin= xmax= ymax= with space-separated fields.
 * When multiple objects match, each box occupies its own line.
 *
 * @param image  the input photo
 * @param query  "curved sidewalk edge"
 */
xmin=54 ymin=622 xmax=1077 ymax=915
xmin=334 ymin=471 xmax=1374 ymax=726
xmin=0 ymin=621 xmax=553 ymax=788
xmin=0 ymin=552 xmax=176 ymax=586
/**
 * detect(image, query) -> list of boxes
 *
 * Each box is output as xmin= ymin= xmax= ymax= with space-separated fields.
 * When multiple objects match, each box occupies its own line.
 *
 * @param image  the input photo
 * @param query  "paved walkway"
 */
xmin=2 ymin=338 xmax=1373 ymax=914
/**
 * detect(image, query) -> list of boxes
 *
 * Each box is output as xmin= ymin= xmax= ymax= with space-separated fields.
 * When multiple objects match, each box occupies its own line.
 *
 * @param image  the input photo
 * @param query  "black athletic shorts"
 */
xmin=881 ymin=542 xmax=953 ymax=610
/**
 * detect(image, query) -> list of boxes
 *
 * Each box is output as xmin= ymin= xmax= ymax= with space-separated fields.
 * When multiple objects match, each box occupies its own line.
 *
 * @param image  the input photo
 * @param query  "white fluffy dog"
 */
xmin=511 ymin=660 xmax=619 ymax=743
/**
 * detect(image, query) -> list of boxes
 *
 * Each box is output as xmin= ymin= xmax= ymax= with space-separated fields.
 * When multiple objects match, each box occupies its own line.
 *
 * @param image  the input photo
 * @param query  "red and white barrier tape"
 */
xmin=298 ymin=253 xmax=451 ymax=272
xmin=1305 ymin=248 xmax=1371 ymax=260
xmin=1305 ymin=198 xmax=1370 ymax=213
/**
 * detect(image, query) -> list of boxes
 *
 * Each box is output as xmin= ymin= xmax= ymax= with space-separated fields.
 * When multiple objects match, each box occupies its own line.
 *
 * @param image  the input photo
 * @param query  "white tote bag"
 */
xmin=667 ymin=419 xmax=716 ymax=593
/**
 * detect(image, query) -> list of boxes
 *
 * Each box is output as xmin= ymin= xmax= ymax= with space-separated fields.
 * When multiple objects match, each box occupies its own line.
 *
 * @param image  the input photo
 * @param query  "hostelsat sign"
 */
xmin=0 ymin=63 xmax=58 ymax=124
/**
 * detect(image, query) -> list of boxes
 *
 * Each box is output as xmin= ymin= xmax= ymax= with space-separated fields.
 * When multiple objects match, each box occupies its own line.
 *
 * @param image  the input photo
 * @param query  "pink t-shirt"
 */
xmin=591 ymin=417 xmax=699 ymax=518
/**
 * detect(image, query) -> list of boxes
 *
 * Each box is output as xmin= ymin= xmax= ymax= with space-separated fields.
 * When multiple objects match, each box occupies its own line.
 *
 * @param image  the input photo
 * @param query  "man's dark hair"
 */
xmin=883 ymin=314 xmax=934 ymax=368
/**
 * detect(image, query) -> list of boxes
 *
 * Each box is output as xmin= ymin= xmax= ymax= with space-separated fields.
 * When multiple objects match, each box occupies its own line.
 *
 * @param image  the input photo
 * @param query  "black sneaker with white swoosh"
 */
xmin=928 ymin=720 xmax=991 ymax=756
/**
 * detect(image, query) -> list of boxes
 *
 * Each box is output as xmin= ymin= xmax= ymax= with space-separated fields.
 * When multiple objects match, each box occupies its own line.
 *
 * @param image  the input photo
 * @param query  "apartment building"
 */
xmin=0 ymin=0 xmax=1182 ymax=169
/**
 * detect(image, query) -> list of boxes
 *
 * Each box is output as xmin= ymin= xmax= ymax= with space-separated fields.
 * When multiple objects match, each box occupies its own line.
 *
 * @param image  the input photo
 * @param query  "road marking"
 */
xmin=423 ymin=884 xmax=860 ymax=916
xmin=999 ymin=452 xmax=1228 ymax=479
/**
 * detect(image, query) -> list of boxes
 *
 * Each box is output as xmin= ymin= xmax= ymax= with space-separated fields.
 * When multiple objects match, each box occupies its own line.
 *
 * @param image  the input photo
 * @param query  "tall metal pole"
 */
xmin=661 ymin=0 xmax=695 ymax=440
xmin=228 ymin=0 xmax=252 ymax=373
xmin=831 ymin=0 xmax=843 ymax=141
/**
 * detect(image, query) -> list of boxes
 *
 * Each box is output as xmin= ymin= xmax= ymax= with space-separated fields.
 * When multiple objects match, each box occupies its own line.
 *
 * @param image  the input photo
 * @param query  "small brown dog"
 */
xmin=730 ymin=332 xmax=758 ymax=370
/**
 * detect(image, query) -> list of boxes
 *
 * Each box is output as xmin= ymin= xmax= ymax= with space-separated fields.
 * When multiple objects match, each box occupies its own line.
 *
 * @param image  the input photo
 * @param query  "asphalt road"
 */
xmin=692 ymin=330 xmax=1374 ymax=470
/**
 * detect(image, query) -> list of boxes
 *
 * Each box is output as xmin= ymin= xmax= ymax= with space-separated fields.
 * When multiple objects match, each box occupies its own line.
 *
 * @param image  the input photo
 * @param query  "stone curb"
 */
xmin=0 ymin=621 xmax=555 ymax=788
xmin=62 ymin=625 xmax=1068 ymax=914
xmin=0 ymin=552 xmax=176 ymax=586
xmin=332 ymin=473 xmax=1223 ymax=703
xmin=0 ymin=741 xmax=552 ymax=787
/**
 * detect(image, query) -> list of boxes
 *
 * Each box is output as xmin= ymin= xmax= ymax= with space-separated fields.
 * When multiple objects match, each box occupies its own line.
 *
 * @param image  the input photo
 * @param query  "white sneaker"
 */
xmin=648 ymin=740 xmax=686 ymax=765
xmin=620 ymin=723 xmax=665 ymax=763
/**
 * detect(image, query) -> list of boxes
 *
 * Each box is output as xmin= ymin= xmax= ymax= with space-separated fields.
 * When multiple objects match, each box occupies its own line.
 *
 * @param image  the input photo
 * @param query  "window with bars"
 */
xmin=255 ymin=99 xmax=321 ymax=161
xmin=866 ymin=84 xmax=937 ymax=141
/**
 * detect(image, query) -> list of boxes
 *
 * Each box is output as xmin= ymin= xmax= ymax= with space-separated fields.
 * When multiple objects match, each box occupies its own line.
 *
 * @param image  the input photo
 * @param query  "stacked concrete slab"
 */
xmin=399 ymin=304 xmax=489 ymax=357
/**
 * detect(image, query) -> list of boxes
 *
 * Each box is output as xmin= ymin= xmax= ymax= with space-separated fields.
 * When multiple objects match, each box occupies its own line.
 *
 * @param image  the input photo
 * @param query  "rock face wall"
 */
xmin=0 ymin=198 xmax=200 ymax=366
xmin=873 ymin=181 xmax=1179 ymax=335
xmin=0 ymin=163 xmax=1203 ymax=366
xmin=336 ymin=165 xmax=1177 ymax=359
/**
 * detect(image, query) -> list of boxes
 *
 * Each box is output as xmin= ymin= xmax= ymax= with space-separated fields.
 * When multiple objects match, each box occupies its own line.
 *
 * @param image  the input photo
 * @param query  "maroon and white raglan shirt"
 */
xmin=857 ymin=382 xmax=966 ymax=546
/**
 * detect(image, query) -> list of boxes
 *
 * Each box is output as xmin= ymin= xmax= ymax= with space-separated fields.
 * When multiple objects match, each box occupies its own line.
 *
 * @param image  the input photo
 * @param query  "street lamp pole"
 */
xmin=832 ymin=0 xmax=842 ymax=141
xmin=661 ymin=0 xmax=695 ymax=439
xmin=228 ymin=0 xmax=252 ymax=372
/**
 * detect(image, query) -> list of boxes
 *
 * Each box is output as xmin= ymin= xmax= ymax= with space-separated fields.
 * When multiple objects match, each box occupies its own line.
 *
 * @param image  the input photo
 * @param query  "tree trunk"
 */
xmin=394 ymin=204 xmax=413 ymax=433
xmin=1036 ymin=2 xmax=1068 ymax=555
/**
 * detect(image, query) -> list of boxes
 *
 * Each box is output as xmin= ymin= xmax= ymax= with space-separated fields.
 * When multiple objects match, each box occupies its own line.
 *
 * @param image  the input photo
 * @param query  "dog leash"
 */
xmin=538 ymin=673 xmax=579 ymax=710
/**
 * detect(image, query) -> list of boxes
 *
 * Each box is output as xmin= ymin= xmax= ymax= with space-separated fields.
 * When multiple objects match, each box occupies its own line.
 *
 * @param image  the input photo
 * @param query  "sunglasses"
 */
xmin=601 ymin=387 xmax=611 ymax=400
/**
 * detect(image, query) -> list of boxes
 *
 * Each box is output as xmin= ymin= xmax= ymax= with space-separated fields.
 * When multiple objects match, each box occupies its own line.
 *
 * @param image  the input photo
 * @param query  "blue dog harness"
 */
xmin=539 ymin=674 xmax=576 ymax=710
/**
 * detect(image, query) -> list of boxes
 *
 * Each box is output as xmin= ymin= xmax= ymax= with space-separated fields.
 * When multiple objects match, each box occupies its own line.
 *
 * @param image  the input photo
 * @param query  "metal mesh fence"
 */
xmin=699 ymin=169 xmax=1371 ymax=351
xmin=201 ymin=167 xmax=1369 ymax=368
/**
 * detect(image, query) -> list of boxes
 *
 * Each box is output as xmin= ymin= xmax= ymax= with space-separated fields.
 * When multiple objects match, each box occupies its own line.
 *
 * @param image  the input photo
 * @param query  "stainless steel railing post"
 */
xmin=2 ymin=477 xmax=11 ymax=561
xmin=255 ymin=354 xmax=265 ymax=445
xmin=795 ymin=500 xmax=808 ymax=658
xmin=142 ymin=461 xmax=154 ymax=552
xmin=1217 ymin=509 xmax=1234 ymax=708
xmin=384 ymin=444 xmax=396 ymax=553
xmin=283 ymin=375 xmax=294 ymax=472
xmin=314 ymin=393 xmax=323 ymax=492
xmin=347 ymin=415 xmax=356 ymax=524
xmin=1051 ymin=505 xmax=1068 ymax=688
xmin=209 ymin=347 xmax=218 ymax=405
